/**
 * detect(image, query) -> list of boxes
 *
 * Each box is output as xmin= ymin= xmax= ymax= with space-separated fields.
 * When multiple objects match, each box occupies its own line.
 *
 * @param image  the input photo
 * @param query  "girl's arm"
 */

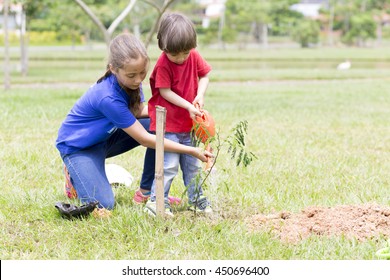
xmin=159 ymin=88 xmax=202 ymax=120
xmin=136 ymin=102 xmax=149 ymax=118
xmin=122 ymin=120 xmax=212 ymax=162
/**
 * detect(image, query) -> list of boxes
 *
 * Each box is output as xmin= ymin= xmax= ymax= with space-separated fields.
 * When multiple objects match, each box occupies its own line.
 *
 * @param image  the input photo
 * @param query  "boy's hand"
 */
xmin=188 ymin=104 xmax=202 ymax=120
xmin=193 ymin=96 xmax=204 ymax=110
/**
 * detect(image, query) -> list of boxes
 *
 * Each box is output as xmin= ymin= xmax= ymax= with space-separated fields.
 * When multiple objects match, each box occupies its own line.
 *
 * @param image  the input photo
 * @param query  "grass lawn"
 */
xmin=0 ymin=46 xmax=389 ymax=260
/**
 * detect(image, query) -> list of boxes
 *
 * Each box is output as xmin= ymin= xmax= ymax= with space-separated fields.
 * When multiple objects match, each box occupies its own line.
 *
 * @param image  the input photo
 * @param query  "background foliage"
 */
xmin=3 ymin=0 xmax=390 ymax=47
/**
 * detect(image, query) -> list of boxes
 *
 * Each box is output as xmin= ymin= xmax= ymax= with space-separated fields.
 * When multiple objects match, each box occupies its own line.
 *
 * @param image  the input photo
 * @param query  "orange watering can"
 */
xmin=193 ymin=104 xmax=215 ymax=171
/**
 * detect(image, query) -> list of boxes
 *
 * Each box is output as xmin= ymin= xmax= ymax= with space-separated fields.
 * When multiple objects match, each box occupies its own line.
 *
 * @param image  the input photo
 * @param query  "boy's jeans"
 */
xmin=150 ymin=132 xmax=203 ymax=204
xmin=61 ymin=118 xmax=155 ymax=209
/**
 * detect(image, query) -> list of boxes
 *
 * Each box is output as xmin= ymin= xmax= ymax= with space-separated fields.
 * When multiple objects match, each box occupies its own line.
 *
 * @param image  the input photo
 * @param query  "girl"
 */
xmin=55 ymin=33 xmax=212 ymax=211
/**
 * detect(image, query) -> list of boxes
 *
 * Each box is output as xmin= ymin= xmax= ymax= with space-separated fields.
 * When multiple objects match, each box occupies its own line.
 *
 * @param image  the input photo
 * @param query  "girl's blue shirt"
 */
xmin=56 ymin=74 xmax=144 ymax=155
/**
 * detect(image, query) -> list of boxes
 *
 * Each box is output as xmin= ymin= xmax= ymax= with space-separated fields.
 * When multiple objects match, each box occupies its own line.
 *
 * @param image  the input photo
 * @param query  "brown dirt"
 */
xmin=246 ymin=203 xmax=390 ymax=243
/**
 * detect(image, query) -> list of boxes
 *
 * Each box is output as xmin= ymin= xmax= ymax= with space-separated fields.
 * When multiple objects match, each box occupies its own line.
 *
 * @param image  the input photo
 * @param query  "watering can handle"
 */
xmin=194 ymin=103 xmax=210 ymax=124
xmin=194 ymin=103 xmax=203 ymax=114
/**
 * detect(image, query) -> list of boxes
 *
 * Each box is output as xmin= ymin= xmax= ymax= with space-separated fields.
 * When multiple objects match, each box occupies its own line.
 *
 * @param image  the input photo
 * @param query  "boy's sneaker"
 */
xmin=144 ymin=200 xmax=174 ymax=217
xmin=64 ymin=165 xmax=77 ymax=199
xmin=133 ymin=190 xmax=181 ymax=205
xmin=188 ymin=196 xmax=212 ymax=213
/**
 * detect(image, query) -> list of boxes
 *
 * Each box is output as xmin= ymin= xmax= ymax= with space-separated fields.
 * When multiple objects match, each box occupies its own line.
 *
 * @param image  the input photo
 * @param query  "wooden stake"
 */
xmin=155 ymin=106 xmax=166 ymax=216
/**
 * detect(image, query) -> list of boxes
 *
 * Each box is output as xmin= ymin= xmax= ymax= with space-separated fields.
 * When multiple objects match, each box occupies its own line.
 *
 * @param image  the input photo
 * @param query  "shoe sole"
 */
xmin=144 ymin=206 xmax=157 ymax=217
xmin=144 ymin=205 xmax=174 ymax=218
xmin=188 ymin=206 xmax=213 ymax=214
xmin=133 ymin=198 xmax=149 ymax=205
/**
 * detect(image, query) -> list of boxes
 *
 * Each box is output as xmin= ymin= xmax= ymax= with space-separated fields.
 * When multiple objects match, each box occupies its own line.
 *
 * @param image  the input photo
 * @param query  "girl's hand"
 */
xmin=193 ymin=147 xmax=214 ymax=162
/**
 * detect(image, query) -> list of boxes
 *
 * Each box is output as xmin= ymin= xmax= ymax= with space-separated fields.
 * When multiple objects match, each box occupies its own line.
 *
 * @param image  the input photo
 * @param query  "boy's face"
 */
xmin=111 ymin=57 xmax=149 ymax=90
xmin=166 ymin=51 xmax=190 ymax=65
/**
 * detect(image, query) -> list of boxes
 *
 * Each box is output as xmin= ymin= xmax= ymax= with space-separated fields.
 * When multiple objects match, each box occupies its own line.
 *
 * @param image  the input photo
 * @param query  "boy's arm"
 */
xmin=159 ymin=88 xmax=201 ymax=120
xmin=193 ymin=74 xmax=209 ymax=109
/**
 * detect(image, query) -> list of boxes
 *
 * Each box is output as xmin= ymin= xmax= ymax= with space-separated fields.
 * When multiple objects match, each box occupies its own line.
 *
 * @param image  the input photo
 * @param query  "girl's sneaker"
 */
xmin=64 ymin=165 xmax=77 ymax=199
xmin=133 ymin=190 xmax=151 ymax=204
xmin=133 ymin=190 xmax=181 ymax=205
xmin=188 ymin=196 xmax=212 ymax=213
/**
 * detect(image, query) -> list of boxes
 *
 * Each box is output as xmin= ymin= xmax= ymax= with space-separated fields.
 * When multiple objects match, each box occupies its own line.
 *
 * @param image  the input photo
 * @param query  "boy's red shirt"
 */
xmin=148 ymin=49 xmax=211 ymax=133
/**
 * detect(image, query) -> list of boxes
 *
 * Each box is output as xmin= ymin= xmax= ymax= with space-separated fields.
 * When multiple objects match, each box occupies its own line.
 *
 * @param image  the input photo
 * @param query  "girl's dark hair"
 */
xmin=157 ymin=13 xmax=197 ymax=53
xmin=97 ymin=33 xmax=149 ymax=115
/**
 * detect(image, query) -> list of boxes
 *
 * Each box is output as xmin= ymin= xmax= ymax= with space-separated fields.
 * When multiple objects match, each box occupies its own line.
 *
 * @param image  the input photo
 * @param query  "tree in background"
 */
xmin=142 ymin=0 xmax=177 ymax=47
xmin=291 ymin=18 xmax=320 ymax=48
xmin=33 ymin=1 xmax=93 ymax=47
xmin=6 ymin=0 xmax=390 ymax=54
xmin=319 ymin=0 xmax=390 ymax=46
xmin=224 ymin=0 xmax=271 ymax=48
xmin=342 ymin=13 xmax=376 ymax=46
xmin=342 ymin=0 xmax=390 ymax=46
xmin=202 ymin=0 xmax=300 ymax=49
xmin=71 ymin=0 xmax=177 ymax=47
xmin=318 ymin=0 xmax=338 ymax=46
xmin=268 ymin=0 xmax=303 ymax=37
xmin=73 ymin=0 xmax=138 ymax=46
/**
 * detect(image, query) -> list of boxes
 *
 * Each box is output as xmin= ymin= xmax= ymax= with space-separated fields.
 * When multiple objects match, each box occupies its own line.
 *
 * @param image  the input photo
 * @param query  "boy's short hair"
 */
xmin=157 ymin=13 xmax=197 ymax=54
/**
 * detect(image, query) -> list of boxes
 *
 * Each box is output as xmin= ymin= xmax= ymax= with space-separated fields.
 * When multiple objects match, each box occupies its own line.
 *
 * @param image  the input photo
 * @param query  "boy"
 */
xmin=145 ymin=13 xmax=212 ymax=217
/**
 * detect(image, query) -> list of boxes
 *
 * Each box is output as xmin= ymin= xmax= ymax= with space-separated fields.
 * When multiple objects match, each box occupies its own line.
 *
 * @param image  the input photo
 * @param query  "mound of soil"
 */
xmin=246 ymin=203 xmax=390 ymax=243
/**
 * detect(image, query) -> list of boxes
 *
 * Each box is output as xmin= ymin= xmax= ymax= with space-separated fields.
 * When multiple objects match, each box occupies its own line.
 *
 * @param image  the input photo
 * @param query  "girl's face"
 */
xmin=166 ymin=50 xmax=190 ymax=65
xmin=111 ymin=57 xmax=149 ymax=90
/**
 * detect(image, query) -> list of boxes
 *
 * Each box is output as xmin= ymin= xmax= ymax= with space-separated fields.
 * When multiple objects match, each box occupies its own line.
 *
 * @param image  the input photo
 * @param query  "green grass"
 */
xmin=3 ymin=44 xmax=390 ymax=84
xmin=0 ymin=46 xmax=389 ymax=260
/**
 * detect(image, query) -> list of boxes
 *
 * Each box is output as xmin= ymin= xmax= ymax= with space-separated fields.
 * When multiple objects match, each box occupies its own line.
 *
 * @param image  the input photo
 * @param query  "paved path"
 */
xmin=7 ymin=77 xmax=388 ymax=90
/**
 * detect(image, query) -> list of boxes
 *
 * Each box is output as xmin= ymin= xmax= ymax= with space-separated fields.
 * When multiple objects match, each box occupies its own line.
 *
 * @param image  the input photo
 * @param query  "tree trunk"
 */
xmin=73 ymin=0 xmax=137 ymax=46
xmin=73 ymin=0 xmax=175 ymax=48
xmin=20 ymin=6 xmax=28 ymax=76
xmin=73 ymin=0 xmax=111 ymax=46
xmin=327 ymin=5 xmax=334 ymax=46
xmin=143 ymin=0 xmax=176 ymax=48
xmin=218 ymin=5 xmax=225 ymax=50
xmin=3 ymin=0 xmax=11 ymax=90
xmin=376 ymin=18 xmax=382 ymax=47
xmin=133 ymin=24 xmax=140 ymax=38
xmin=261 ymin=23 xmax=268 ymax=49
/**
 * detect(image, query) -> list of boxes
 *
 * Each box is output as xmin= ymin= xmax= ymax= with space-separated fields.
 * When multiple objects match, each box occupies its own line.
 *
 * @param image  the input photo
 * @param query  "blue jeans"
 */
xmin=150 ymin=132 xmax=203 ymax=204
xmin=61 ymin=118 xmax=155 ymax=209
